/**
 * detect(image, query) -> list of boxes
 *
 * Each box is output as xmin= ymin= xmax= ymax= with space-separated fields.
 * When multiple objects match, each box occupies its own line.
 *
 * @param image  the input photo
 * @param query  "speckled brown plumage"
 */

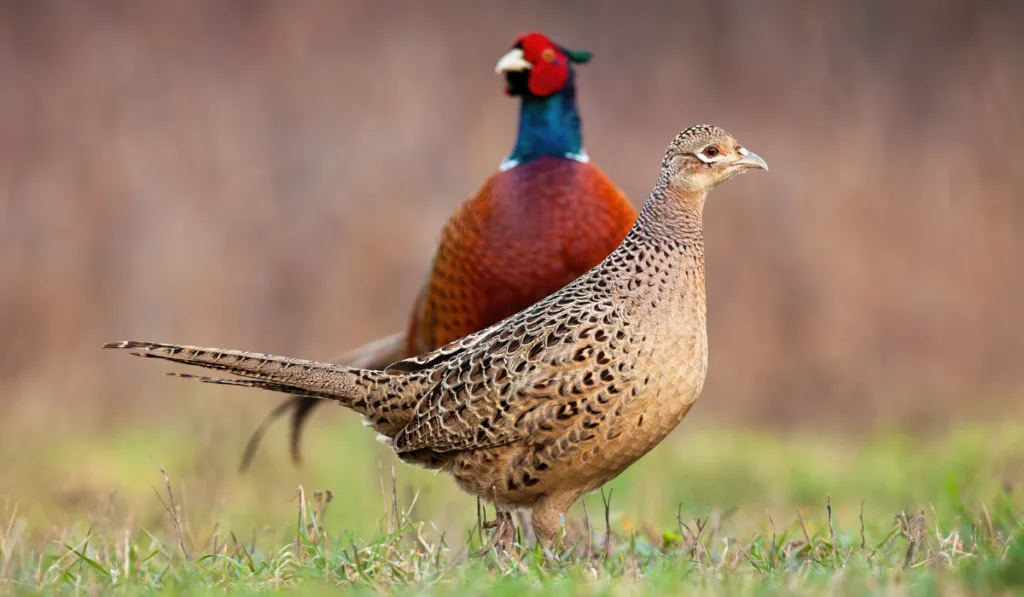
xmin=105 ymin=125 xmax=767 ymax=550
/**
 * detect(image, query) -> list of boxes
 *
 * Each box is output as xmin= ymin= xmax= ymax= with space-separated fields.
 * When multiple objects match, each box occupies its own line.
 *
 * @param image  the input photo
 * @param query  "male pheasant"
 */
xmin=240 ymin=32 xmax=638 ymax=469
xmin=107 ymin=125 xmax=768 ymax=551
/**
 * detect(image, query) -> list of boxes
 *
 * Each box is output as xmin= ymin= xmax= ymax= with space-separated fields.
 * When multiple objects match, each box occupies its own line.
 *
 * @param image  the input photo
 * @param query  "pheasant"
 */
xmin=106 ymin=125 xmax=767 ymax=552
xmin=240 ymin=32 xmax=638 ymax=470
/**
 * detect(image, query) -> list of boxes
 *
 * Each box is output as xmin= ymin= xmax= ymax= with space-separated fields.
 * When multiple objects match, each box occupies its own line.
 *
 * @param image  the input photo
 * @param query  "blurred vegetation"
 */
xmin=0 ymin=0 xmax=1022 ymax=434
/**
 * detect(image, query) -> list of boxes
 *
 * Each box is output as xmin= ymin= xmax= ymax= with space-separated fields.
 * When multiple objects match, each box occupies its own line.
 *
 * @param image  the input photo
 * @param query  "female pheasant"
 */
xmin=241 ymin=32 xmax=638 ymax=468
xmin=108 ymin=125 xmax=769 ymax=553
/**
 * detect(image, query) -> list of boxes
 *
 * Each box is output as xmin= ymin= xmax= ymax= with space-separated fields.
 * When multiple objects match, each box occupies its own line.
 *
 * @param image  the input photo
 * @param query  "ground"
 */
xmin=0 ymin=407 xmax=1021 ymax=595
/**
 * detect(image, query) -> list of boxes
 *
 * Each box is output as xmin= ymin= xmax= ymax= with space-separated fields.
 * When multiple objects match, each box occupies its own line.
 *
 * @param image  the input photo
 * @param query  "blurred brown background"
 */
xmin=1 ymin=0 xmax=1022 ymax=438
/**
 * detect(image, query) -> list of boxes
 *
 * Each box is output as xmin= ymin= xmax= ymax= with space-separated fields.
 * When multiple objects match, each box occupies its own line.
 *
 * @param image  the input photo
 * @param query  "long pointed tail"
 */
xmin=240 ymin=330 xmax=410 ymax=471
xmin=102 ymin=341 xmax=380 ymax=405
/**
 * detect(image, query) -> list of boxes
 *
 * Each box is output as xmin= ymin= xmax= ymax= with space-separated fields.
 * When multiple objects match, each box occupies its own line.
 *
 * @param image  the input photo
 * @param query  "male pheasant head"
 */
xmin=661 ymin=125 xmax=768 ymax=193
xmin=495 ymin=32 xmax=591 ymax=99
xmin=495 ymin=32 xmax=593 ymax=167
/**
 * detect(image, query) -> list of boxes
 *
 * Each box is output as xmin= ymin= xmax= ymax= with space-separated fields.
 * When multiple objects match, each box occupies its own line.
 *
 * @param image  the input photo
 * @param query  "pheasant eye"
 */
xmin=541 ymin=48 xmax=556 ymax=62
xmin=703 ymin=146 xmax=719 ymax=157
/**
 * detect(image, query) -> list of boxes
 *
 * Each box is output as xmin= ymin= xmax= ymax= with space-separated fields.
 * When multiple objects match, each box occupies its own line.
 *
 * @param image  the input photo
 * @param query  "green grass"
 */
xmin=0 ymin=414 xmax=1022 ymax=595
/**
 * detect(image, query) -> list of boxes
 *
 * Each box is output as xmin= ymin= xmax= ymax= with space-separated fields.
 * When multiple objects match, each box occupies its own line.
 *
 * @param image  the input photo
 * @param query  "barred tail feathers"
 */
xmin=102 ymin=341 xmax=384 ymax=413
xmin=234 ymin=329 xmax=410 ymax=472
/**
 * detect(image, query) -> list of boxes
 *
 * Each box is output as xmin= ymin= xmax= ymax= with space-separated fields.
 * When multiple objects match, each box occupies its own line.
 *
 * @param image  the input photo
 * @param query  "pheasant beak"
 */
xmin=495 ymin=48 xmax=533 ymax=74
xmin=733 ymin=147 xmax=769 ymax=171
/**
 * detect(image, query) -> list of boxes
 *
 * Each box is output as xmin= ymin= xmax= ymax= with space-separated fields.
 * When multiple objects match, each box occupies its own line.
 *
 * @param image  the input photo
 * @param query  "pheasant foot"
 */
xmin=484 ymin=509 xmax=516 ymax=554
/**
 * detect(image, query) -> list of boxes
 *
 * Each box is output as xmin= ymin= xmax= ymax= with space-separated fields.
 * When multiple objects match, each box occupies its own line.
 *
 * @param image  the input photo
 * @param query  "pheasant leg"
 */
xmin=483 ymin=508 xmax=516 ymax=554
xmin=530 ymin=490 xmax=580 ymax=555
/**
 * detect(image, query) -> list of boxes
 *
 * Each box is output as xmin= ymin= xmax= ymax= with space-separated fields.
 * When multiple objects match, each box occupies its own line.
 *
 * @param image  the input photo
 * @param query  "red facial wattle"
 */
xmin=516 ymin=33 xmax=570 ymax=97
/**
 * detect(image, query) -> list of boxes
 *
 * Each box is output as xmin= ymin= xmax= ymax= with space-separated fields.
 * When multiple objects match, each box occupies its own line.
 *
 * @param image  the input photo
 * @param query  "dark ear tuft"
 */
xmin=565 ymin=49 xmax=592 ymax=64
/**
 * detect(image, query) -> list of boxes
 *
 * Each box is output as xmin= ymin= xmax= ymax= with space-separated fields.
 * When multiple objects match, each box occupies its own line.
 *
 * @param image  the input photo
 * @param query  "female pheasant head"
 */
xmin=661 ymin=125 xmax=769 ymax=193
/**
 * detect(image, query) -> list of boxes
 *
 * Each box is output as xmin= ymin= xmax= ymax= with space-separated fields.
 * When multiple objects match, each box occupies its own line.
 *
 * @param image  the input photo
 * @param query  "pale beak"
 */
xmin=734 ymin=149 xmax=768 ymax=171
xmin=495 ymin=48 xmax=533 ymax=74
